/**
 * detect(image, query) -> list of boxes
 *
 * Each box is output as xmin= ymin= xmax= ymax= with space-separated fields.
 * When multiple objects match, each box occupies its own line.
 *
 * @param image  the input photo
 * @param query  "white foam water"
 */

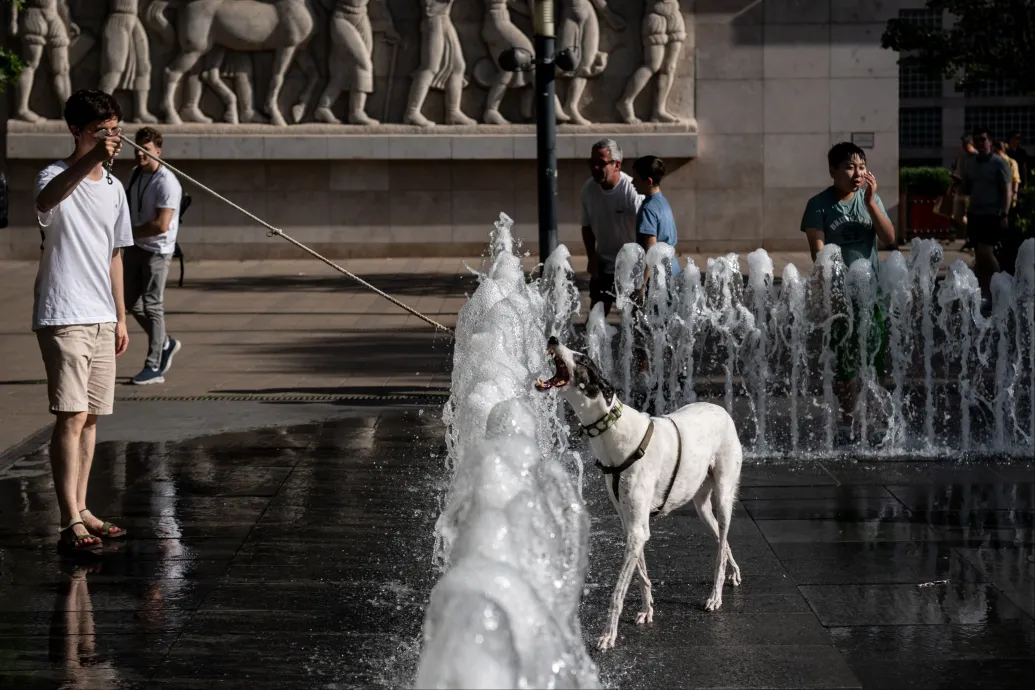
xmin=419 ymin=214 xmax=598 ymax=689
xmin=534 ymin=236 xmax=1035 ymax=459
xmin=419 ymin=225 xmax=1035 ymax=687
xmin=609 ymin=237 xmax=1035 ymax=459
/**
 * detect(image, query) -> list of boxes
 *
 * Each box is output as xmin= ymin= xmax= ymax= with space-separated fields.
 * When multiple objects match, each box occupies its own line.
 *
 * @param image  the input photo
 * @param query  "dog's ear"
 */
xmin=571 ymin=352 xmax=615 ymax=403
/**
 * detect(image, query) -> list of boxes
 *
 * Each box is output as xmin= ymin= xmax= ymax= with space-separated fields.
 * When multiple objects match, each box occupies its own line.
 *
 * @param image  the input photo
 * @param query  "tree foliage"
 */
xmin=1 ymin=1 xmax=26 ymax=94
xmin=882 ymin=0 xmax=1035 ymax=96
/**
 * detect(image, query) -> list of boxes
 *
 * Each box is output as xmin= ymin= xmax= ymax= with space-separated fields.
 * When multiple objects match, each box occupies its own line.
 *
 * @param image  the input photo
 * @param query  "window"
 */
xmin=898 ymin=8 xmax=942 ymax=29
xmin=900 ymin=63 xmax=942 ymax=99
xmin=964 ymin=106 xmax=1035 ymax=141
xmin=900 ymin=108 xmax=943 ymax=149
xmin=960 ymin=79 xmax=1022 ymax=98
xmin=896 ymin=9 xmax=944 ymax=99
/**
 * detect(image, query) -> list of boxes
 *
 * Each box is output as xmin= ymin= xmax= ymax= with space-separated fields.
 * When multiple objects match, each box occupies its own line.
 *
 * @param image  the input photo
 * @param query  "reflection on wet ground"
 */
xmin=1 ymin=410 xmax=1033 ymax=689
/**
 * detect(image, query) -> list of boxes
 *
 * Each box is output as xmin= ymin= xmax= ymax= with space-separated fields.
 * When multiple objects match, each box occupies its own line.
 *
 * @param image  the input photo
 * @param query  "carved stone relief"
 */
xmin=6 ymin=1 xmax=696 ymax=129
xmin=617 ymin=0 xmax=686 ymax=124
xmin=479 ymin=0 xmax=535 ymax=125
xmin=555 ymin=0 xmax=625 ymax=126
xmin=9 ymin=0 xmax=79 ymax=122
xmin=313 ymin=0 xmax=398 ymax=125
xmin=98 ymin=0 xmax=157 ymax=123
xmin=145 ymin=0 xmax=319 ymax=127
xmin=403 ymin=0 xmax=476 ymax=127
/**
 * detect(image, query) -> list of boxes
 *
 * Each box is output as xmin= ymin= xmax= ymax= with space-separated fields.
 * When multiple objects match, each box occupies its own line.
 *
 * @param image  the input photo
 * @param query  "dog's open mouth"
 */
xmin=535 ymin=350 xmax=570 ymax=390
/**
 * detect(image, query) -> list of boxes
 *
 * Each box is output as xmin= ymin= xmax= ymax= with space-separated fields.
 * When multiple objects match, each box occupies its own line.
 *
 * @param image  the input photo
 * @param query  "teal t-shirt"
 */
xmin=800 ymin=187 xmax=888 ymax=275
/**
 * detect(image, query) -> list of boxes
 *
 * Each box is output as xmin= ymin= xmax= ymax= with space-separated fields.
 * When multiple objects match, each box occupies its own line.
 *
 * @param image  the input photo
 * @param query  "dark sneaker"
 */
xmin=159 ymin=337 xmax=181 ymax=375
xmin=131 ymin=367 xmax=165 ymax=385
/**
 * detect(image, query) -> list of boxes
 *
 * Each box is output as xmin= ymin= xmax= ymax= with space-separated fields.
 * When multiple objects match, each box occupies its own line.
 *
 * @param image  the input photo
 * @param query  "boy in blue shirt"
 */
xmin=632 ymin=155 xmax=680 ymax=281
xmin=631 ymin=155 xmax=680 ymax=382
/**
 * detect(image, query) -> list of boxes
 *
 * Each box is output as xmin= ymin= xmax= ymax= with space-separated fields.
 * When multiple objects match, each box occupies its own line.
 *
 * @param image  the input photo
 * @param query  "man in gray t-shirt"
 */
xmin=124 ymin=126 xmax=183 ymax=385
xmin=581 ymin=138 xmax=643 ymax=316
xmin=959 ymin=127 xmax=1011 ymax=298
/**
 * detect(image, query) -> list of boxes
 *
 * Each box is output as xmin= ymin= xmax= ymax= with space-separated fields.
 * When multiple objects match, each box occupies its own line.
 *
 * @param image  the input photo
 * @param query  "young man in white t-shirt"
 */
xmin=124 ymin=126 xmax=183 ymax=385
xmin=581 ymin=138 xmax=643 ymax=316
xmin=34 ymin=89 xmax=133 ymax=554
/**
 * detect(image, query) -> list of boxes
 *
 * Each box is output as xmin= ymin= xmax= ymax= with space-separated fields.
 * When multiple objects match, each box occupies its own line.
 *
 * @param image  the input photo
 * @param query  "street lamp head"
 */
xmin=498 ymin=47 xmax=534 ymax=73
xmin=554 ymin=48 xmax=579 ymax=74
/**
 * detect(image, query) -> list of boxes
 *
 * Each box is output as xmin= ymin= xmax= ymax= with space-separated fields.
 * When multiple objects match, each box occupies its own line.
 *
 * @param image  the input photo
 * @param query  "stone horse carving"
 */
xmin=145 ymin=0 xmax=320 ymax=126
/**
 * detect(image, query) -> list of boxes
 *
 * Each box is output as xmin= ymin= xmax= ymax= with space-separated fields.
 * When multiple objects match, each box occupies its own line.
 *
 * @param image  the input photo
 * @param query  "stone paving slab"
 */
xmin=0 ymin=403 xmax=1030 ymax=689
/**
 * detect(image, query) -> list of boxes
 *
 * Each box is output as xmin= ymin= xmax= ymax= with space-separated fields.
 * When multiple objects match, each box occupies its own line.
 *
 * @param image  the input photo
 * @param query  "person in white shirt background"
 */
xmin=33 ymin=88 xmax=132 ymax=554
xmin=581 ymin=138 xmax=643 ymax=316
xmin=124 ymin=126 xmax=183 ymax=385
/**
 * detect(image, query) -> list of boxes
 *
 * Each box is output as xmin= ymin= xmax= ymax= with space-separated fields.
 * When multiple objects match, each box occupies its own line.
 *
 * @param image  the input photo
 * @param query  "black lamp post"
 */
xmin=498 ymin=1 xmax=579 ymax=266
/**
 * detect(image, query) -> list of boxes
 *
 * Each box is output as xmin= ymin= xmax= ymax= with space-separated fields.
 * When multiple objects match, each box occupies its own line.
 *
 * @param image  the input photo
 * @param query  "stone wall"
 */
xmin=1 ymin=1 xmax=902 ymax=259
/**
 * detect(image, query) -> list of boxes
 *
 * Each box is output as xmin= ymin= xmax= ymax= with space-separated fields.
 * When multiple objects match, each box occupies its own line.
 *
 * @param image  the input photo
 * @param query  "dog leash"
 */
xmin=98 ymin=129 xmax=453 ymax=336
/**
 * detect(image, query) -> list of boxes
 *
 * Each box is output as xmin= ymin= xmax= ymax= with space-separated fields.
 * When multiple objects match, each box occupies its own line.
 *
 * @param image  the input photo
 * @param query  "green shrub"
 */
xmin=1015 ymin=183 xmax=1034 ymax=238
xmin=900 ymin=167 xmax=953 ymax=196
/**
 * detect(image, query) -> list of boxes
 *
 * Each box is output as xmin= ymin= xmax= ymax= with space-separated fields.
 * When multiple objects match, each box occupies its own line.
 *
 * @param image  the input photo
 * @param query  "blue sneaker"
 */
xmin=131 ymin=367 xmax=165 ymax=385
xmin=159 ymin=337 xmax=181 ymax=375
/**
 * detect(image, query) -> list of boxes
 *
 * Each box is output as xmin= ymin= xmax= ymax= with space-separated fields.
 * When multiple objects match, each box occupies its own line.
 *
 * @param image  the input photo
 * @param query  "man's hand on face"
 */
xmin=862 ymin=172 xmax=878 ymax=205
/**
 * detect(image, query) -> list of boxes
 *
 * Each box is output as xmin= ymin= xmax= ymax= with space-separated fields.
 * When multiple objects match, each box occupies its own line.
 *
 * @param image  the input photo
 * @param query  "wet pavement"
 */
xmin=1 ymin=407 xmax=1033 ymax=689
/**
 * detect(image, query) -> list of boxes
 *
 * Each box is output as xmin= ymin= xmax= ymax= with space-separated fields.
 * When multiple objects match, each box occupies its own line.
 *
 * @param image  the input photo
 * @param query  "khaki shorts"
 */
xmin=36 ymin=323 xmax=117 ymax=416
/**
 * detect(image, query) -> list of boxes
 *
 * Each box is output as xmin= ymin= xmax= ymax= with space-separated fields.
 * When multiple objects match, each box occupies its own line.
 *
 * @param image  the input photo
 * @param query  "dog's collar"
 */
xmin=581 ymin=399 xmax=623 ymax=438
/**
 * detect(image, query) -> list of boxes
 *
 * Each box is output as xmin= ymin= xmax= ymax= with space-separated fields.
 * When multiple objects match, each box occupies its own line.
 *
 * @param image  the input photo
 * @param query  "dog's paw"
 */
xmin=704 ymin=594 xmax=723 ymax=611
xmin=596 ymin=633 xmax=617 ymax=650
xmin=728 ymin=570 xmax=742 ymax=587
xmin=635 ymin=608 xmax=654 ymax=626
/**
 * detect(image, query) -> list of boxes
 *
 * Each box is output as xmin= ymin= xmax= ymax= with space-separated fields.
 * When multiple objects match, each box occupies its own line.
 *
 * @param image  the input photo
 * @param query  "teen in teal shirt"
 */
xmin=800 ymin=142 xmax=897 ymax=444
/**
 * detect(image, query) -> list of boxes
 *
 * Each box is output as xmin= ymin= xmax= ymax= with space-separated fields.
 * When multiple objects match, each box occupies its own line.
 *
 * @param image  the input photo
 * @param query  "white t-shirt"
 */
xmin=33 ymin=161 xmax=134 ymax=331
xmin=580 ymin=172 xmax=643 ymax=275
xmin=127 ymin=165 xmax=182 ymax=255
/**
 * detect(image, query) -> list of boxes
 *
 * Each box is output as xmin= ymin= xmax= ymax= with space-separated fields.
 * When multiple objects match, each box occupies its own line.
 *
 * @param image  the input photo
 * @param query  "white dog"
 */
xmin=536 ymin=336 xmax=743 ymax=650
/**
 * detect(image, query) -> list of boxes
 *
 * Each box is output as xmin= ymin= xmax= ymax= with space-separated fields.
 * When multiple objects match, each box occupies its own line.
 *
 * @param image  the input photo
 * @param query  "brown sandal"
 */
xmin=57 ymin=520 xmax=103 ymax=554
xmin=80 ymin=509 xmax=127 ymax=539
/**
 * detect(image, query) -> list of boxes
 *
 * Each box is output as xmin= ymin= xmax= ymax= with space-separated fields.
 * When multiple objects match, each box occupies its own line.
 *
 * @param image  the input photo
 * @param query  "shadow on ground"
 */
xmin=178 ymin=272 xmax=478 ymax=297
xmin=226 ymin=331 xmax=455 ymax=380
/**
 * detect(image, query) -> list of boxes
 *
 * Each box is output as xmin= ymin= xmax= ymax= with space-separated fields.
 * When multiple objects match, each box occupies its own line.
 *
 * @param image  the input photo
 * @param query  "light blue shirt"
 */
xmin=637 ymin=190 xmax=680 ymax=276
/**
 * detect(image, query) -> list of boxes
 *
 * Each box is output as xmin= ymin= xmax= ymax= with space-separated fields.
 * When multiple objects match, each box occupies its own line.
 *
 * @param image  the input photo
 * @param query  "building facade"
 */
xmin=897 ymin=4 xmax=1035 ymax=169
xmin=2 ymin=0 xmax=904 ymax=260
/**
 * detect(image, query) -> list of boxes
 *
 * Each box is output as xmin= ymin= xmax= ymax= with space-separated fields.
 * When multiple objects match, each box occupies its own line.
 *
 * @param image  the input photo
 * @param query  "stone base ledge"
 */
xmin=5 ymin=121 xmax=698 ymax=161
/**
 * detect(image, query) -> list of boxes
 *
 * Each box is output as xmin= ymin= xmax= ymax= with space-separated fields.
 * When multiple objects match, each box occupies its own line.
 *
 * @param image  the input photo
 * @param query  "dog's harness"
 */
xmin=586 ymin=401 xmax=683 ymax=517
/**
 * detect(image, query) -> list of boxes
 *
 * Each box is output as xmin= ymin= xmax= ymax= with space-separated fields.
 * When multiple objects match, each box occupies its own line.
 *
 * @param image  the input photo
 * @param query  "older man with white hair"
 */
xmin=581 ymin=138 xmax=643 ymax=316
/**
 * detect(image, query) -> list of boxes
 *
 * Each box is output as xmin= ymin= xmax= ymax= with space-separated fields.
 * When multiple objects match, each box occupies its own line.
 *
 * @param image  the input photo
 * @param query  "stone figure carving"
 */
xmin=9 ymin=0 xmax=78 ymax=123
xmin=313 ymin=0 xmax=399 ymax=125
xmin=98 ymin=0 xmax=158 ymax=123
xmin=481 ymin=0 xmax=535 ymax=125
xmin=556 ymin=0 xmax=625 ymax=126
xmin=178 ymin=49 xmax=267 ymax=124
xmin=617 ymin=0 xmax=685 ymax=124
xmin=403 ymin=0 xmax=476 ymax=127
xmin=145 ymin=0 xmax=320 ymax=127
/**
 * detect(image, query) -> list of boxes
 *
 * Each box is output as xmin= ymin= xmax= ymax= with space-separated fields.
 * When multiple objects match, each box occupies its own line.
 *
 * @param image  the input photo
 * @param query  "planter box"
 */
xmin=906 ymin=193 xmax=953 ymax=240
